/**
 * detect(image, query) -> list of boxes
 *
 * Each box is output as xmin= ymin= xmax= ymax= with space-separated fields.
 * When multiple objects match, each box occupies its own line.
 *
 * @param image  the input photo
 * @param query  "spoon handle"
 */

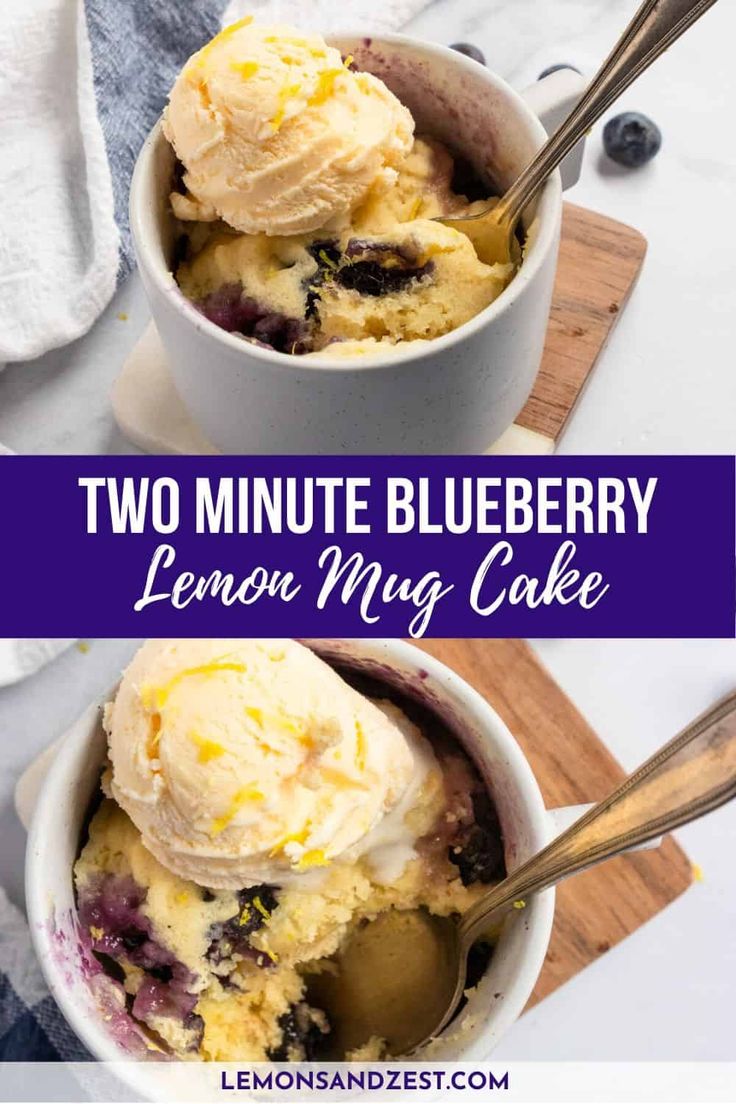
xmin=496 ymin=0 xmax=720 ymax=226
xmin=460 ymin=691 xmax=736 ymax=945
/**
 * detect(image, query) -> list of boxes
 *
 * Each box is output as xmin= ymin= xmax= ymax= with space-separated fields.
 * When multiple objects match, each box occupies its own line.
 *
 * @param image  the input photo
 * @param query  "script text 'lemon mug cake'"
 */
xmin=130 ymin=21 xmax=585 ymax=453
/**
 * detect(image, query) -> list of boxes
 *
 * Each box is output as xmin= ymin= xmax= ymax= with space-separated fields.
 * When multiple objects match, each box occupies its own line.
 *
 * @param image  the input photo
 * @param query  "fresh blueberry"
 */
xmin=538 ymin=63 xmax=581 ymax=79
xmin=450 ymin=42 xmax=486 ymax=66
xmin=603 ymin=112 xmax=662 ymax=168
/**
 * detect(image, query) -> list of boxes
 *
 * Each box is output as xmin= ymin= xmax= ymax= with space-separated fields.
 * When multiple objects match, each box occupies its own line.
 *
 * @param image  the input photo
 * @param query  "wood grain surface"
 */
xmin=414 ymin=639 xmax=693 ymax=1008
xmin=518 ymin=203 xmax=648 ymax=443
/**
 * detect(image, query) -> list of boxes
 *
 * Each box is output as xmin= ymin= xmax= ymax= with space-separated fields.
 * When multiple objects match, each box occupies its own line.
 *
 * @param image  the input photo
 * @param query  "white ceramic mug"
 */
xmin=25 ymin=637 xmax=584 ymax=1081
xmin=130 ymin=35 xmax=586 ymax=454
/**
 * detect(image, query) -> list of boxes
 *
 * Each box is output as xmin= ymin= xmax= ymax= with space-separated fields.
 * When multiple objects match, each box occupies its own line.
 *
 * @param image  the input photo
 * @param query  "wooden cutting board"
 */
xmin=512 ymin=203 xmax=648 ymax=448
xmin=113 ymin=203 xmax=647 ymax=456
xmin=414 ymin=639 xmax=693 ymax=1008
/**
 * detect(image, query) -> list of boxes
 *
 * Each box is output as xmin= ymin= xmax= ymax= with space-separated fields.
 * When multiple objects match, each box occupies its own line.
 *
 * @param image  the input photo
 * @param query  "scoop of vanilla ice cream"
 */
xmin=105 ymin=639 xmax=428 ymax=888
xmin=163 ymin=19 xmax=414 ymax=236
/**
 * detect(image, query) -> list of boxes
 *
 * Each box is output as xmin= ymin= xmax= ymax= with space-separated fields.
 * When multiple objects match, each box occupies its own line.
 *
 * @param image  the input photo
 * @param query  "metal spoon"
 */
xmin=308 ymin=691 xmax=736 ymax=1057
xmin=440 ymin=0 xmax=720 ymax=265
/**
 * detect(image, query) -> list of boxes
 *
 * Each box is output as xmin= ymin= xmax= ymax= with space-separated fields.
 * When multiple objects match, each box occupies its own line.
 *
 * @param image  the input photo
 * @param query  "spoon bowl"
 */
xmin=305 ymin=909 xmax=461 ymax=1057
xmin=440 ymin=199 xmax=521 ymax=268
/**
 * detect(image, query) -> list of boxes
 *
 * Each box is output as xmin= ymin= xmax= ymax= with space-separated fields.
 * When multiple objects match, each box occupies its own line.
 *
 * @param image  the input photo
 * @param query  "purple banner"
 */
xmin=0 ymin=456 xmax=733 ymax=638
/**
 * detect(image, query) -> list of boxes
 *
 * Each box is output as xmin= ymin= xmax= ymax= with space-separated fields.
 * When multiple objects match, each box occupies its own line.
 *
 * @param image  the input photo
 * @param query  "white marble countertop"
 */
xmin=0 ymin=0 xmax=734 ymax=454
xmin=0 ymin=0 xmax=734 ymax=1071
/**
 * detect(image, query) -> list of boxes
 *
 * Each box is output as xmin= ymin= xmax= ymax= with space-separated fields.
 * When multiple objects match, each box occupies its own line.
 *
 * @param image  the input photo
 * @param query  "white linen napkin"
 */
xmin=0 ymin=0 xmax=118 ymax=365
xmin=0 ymin=639 xmax=76 ymax=689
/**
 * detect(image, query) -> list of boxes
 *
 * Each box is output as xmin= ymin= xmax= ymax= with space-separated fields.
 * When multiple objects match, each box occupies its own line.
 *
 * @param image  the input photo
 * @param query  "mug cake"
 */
xmin=163 ymin=19 xmax=517 ymax=357
xmin=73 ymin=639 xmax=505 ymax=1061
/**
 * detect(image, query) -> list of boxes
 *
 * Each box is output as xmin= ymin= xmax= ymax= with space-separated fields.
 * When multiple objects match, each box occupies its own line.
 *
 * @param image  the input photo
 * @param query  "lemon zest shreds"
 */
xmin=355 ymin=720 xmax=366 ymax=771
xmin=270 ymin=83 xmax=303 ymax=130
xmin=142 ymin=661 xmax=247 ymax=711
xmin=230 ymin=60 xmax=259 ymax=79
xmin=190 ymin=732 xmax=226 ymax=763
xmin=193 ymin=17 xmax=254 ymax=69
xmin=210 ymin=785 xmax=265 ymax=835
xmin=295 ymin=849 xmax=330 ymax=870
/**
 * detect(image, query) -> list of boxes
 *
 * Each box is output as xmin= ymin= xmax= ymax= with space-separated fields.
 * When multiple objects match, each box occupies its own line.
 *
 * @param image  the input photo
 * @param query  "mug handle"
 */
xmin=548 ymin=803 xmax=662 ymax=854
xmin=520 ymin=68 xmax=589 ymax=191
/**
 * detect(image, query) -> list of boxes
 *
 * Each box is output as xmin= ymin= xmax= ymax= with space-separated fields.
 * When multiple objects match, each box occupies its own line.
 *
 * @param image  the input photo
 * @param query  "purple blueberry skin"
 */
xmin=267 ymin=1004 xmax=330 ymax=1062
xmin=78 ymin=875 xmax=199 ymax=1024
xmin=450 ymin=42 xmax=486 ymax=66
xmin=77 ymin=875 xmax=285 ymax=1053
xmin=197 ymin=284 xmax=311 ymax=354
xmin=448 ymin=791 xmax=505 ymax=886
xmin=205 ymin=885 xmax=279 ymax=965
xmin=603 ymin=112 xmax=662 ymax=168
xmin=335 ymin=259 xmax=434 ymax=298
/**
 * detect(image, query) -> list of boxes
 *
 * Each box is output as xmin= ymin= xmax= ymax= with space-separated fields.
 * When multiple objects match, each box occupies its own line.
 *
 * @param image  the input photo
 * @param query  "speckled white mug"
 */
xmin=130 ymin=35 xmax=586 ymax=454
xmin=25 ymin=638 xmax=582 ymax=1089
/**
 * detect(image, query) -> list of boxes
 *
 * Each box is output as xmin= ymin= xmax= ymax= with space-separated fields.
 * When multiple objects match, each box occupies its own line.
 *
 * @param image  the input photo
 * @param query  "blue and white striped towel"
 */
xmin=0 ymin=0 xmax=430 ymax=365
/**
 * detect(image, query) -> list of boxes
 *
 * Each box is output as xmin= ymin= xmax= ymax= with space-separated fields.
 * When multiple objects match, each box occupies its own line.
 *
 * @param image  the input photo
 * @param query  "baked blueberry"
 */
xmin=336 ymin=239 xmax=434 ymax=297
xmin=131 ymin=963 xmax=199 ymax=1024
xmin=206 ymin=885 xmax=279 ymax=965
xmin=448 ymin=791 xmax=505 ymax=886
xmin=305 ymin=240 xmax=342 ymax=318
xmin=268 ymin=1003 xmax=331 ymax=1061
xmin=197 ymin=284 xmax=258 ymax=333
xmin=78 ymin=873 xmax=200 ymax=1039
xmin=603 ymin=112 xmax=662 ymax=168
xmin=197 ymin=284 xmax=311 ymax=353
